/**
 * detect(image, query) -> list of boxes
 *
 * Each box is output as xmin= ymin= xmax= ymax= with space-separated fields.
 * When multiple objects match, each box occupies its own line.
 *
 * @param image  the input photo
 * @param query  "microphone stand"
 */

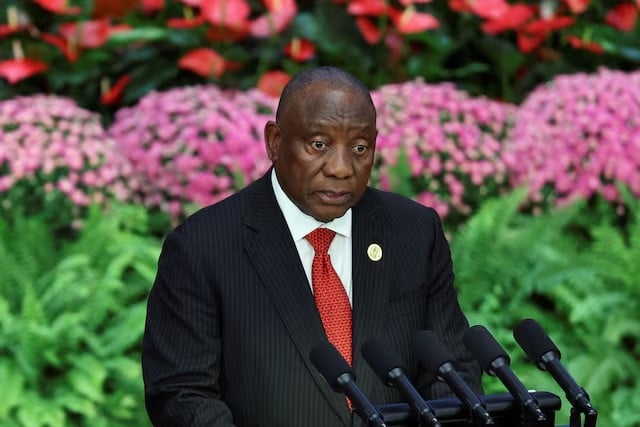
xmin=584 ymin=410 xmax=597 ymax=427
xmin=569 ymin=407 xmax=580 ymax=427
xmin=569 ymin=406 xmax=597 ymax=427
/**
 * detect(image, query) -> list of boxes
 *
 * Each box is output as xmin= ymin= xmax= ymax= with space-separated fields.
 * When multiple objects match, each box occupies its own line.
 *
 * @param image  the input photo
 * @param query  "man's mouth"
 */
xmin=316 ymin=191 xmax=351 ymax=205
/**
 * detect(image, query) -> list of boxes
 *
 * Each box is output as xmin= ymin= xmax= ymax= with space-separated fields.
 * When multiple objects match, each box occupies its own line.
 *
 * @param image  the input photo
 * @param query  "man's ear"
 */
xmin=264 ymin=120 xmax=280 ymax=162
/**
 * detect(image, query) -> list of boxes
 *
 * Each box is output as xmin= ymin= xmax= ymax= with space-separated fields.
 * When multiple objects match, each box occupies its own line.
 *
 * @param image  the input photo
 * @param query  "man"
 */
xmin=142 ymin=66 xmax=481 ymax=426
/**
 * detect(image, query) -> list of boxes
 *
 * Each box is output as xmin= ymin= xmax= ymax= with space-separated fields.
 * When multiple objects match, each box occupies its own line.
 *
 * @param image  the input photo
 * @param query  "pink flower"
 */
xmin=504 ymin=68 xmax=640 ymax=210
xmin=108 ymin=85 xmax=277 ymax=219
xmin=0 ymin=95 xmax=130 ymax=225
xmin=372 ymin=80 xmax=516 ymax=224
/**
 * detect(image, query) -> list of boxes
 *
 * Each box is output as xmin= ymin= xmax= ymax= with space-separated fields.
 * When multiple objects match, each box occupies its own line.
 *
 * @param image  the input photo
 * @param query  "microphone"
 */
xmin=414 ymin=331 xmax=494 ymax=425
xmin=310 ymin=341 xmax=387 ymax=427
xmin=361 ymin=338 xmax=441 ymax=427
xmin=514 ymin=318 xmax=597 ymax=416
xmin=463 ymin=325 xmax=547 ymax=422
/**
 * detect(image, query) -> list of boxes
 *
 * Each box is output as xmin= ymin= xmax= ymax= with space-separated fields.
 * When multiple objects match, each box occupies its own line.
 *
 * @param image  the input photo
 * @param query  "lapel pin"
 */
xmin=367 ymin=243 xmax=382 ymax=262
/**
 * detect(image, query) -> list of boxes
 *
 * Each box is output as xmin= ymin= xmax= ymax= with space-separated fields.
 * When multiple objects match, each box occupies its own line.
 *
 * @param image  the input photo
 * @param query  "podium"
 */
xmin=376 ymin=391 xmax=563 ymax=426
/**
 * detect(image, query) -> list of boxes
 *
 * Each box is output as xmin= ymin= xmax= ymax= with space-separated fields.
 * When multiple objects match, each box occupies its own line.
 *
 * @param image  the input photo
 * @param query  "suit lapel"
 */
xmin=351 ymin=190 xmax=393 ymax=397
xmin=241 ymin=175 xmax=352 ymax=425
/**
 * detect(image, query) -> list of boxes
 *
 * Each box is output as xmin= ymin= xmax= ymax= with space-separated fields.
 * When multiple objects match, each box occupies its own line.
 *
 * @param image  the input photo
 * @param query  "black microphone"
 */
xmin=415 ymin=331 xmax=494 ymax=425
xmin=514 ymin=318 xmax=597 ymax=416
xmin=361 ymin=338 xmax=441 ymax=427
xmin=310 ymin=341 xmax=387 ymax=427
xmin=463 ymin=325 xmax=547 ymax=422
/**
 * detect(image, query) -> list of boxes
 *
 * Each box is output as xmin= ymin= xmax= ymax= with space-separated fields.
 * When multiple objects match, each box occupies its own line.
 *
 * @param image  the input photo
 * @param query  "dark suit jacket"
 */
xmin=142 ymin=172 xmax=482 ymax=427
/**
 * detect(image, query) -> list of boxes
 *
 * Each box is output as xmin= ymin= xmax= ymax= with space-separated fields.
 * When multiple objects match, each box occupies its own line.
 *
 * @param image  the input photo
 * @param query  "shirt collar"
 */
xmin=271 ymin=169 xmax=352 ymax=241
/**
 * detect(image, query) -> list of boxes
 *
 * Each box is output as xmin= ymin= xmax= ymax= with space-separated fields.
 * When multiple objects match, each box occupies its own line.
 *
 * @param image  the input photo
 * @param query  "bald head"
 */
xmin=275 ymin=66 xmax=376 ymax=123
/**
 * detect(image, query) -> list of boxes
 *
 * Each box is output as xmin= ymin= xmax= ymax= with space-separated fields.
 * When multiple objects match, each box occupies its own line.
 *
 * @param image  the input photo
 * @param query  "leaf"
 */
xmin=16 ymin=392 xmax=66 ymax=427
xmin=67 ymin=355 xmax=108 ymax=403
xmin=107 ymin=27 xmax=171 ymax=45
xmin=97 ymin=302 xmax=147 ymax=357
xmin=54 ymin=388 xmax=97 ymax=419
xmin=0 ymin=359 xmax=24 ymax=417
xmin=386 ymin=146 xmax=415 ymax=197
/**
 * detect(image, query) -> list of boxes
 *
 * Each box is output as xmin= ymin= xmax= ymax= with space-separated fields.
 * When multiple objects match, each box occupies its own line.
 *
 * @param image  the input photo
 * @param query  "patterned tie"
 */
xmin=306 ymin=228 xmax=353 ymax=366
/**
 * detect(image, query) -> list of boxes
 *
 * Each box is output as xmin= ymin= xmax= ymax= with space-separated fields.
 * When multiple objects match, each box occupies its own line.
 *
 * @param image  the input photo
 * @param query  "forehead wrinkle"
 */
xmin=307 ymin=116 xmax=374 ymax=133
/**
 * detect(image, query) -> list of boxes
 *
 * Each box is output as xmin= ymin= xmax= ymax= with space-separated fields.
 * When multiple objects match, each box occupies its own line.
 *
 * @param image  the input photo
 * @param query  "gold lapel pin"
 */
xmin=367 ymin=243 xmax=382 ymax=262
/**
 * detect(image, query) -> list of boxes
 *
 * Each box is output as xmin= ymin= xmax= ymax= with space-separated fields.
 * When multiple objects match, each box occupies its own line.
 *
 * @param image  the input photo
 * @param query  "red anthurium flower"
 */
xmin=515 ymin=15 xmax=573 ymax=53
xmin=167 ymin=15 xmax=206 ymax=28
xmin=251 ymin=0 xmax=298 ymax=37
xmin=33 ymin=0 xmax=81 ymax=15
xmin=141 ymin=0 xmax=165 ymax=14
xmin=101 ymin=74 xmax=132 ymax=105
xmin=566 ymin=35 xmax=603 ymax=53
xmin=0 ymin=25 xmax=29 ymax=38
xmin=391 ymin=6 xmax=439 ymax=33
xmin=201 ymin=0 xmax=251 ymax=28
xmin=59 ymin=19 xmax=111 ymax=49
xmin=399 ymin=0 xmax=432 ymax=5
xmin=605 ymin=3 xmax=638 ymax=32
xmin=384 ymin=32 xmax=404 ymax=61
xmin=0 ymin=58 xmax=48 ymax=84
xmin=523 ymin=15 xmax=574 ymax=36
xmin=284 ymin=38 xmax=315 ymax=62
xmin=468 ymin=0 xmax=510 ymax=20
xmin=448 ymin=0 xmax=472 ymax=13
xmin=356 ymin=16 xmax=382 ymax=44
xmin=39 ymin=33 xmax=78 ymax=61
xmin=222 ymin=59 xmax=243 ymax=72
xmin=250 ymin=8 xmax=297 ymax=37
xmin=206 ymin=24 xmax=250 ymax=41
xmin=481 ymin=4 xmax=535 ymax=34
xmin=91 ymin=0 xmax=137 ymax=18
xmin=563 ymin=0 xmax=590 ymax=14
xmin=257 ymin=70 xmax=290 ymax=97
xmin=517 ymin=32 xmax=544 ymax=53
xmin=178 ymin=47 xmax=227 ymax=78
xmin=180 ymin=0 xmax=201 ymax=5
xmin=263 ymin=0 xmax=297 ymax=12
xmin=347 ymin=0 xmax=390 ymax=16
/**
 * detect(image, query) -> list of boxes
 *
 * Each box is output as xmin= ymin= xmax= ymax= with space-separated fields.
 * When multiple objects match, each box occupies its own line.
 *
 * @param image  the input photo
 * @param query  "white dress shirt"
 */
xmin=271 ymin=169 xmax=353 ymax=306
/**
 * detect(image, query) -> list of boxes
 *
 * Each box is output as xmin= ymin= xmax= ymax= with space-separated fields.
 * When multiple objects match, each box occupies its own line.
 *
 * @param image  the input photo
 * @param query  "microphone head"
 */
xmin=414 ymin=330 xmax=454 ymax=380
xmin=463 ymin=325 xmax=510 ymax=376
xmin=513 ymin=318 xmax=561 ymax=370
xmin=310 ymin=341 xmax=354 ymax=392
xmin=361 ymin=338 xmax=404 ymax=385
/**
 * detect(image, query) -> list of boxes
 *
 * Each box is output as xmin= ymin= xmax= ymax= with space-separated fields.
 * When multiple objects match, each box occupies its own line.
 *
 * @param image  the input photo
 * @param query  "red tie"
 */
xmin=306 ymin=228 xmax=353 ymax=366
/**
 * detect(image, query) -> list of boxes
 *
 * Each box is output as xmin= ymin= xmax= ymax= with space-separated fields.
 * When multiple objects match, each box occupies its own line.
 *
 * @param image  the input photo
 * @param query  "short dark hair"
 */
xmin=275 ymin=66 xmax=375 ymax=123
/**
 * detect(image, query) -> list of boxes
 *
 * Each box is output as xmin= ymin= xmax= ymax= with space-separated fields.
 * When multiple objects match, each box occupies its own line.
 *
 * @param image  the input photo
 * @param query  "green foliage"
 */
xmin=0 ymin=203 xmax=160 ymax=427
xmin=450 ymin=188 xmax=640 ymax=426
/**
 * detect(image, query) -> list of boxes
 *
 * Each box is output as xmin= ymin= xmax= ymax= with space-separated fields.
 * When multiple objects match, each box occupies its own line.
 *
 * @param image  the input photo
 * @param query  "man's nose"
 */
xmin=324 ymin=146 xmax=354 ymax=178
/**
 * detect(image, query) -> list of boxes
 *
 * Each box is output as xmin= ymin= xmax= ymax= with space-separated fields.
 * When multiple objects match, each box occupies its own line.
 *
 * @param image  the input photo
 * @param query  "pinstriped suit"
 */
xmin=142 ymin=171 xmax=482 ymax=427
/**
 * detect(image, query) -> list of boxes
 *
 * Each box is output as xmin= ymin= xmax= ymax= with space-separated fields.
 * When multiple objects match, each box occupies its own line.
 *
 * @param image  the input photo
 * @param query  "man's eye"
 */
xmin=311 ymin=141 xmax=327 ymax=150
xmin=353 ymin=145 xmax=367 ymax=154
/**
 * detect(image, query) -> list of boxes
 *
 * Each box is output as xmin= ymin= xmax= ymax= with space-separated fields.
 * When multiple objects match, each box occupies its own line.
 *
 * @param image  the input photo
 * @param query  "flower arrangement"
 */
xmin=503 ymin=68 xmax=640 ymax=211
xmin=108 ymin=84 xmax=276 ymax=218
xmin=2 ymin=0 xmax=638 ymax=112
xmin=0 ymin=95 xmax=128 ymax=228
xmin=372 ymin=80 xmax=517 ymax=224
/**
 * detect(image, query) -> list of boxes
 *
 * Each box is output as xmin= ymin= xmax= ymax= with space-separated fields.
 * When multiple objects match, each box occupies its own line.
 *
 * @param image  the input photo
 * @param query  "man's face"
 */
xmin=265 ymin=83 xmax=377 ymax=222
